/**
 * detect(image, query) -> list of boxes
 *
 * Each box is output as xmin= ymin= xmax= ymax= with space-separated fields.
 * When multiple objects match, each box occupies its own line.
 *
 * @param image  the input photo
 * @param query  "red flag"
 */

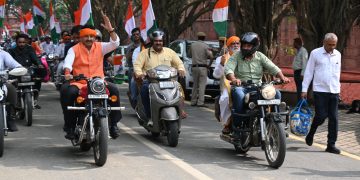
xmin=74 ymin=9 xmax=81 ymax=25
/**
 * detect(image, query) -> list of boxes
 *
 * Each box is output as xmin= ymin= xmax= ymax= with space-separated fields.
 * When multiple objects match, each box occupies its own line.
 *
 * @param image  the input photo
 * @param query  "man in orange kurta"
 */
xmin=60 ymin=13 xmax=121 ymax=140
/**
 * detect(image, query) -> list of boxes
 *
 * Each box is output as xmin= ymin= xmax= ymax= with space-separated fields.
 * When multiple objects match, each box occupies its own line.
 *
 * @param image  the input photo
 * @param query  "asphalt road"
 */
xmin=0 ymin=83 xmax=359 ymax=180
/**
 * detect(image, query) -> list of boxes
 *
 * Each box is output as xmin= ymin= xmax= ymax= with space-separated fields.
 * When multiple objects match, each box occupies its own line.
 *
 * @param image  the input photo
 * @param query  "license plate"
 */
xmin=18 ymin=82 xmax=35 ymax=86
xmin=257 ymin=99 xmax=281 ymax=105
xmin=88 ymin=94 xmax=108 ymax=99
xmin=159 ymin=81 xmax=174 ymax=89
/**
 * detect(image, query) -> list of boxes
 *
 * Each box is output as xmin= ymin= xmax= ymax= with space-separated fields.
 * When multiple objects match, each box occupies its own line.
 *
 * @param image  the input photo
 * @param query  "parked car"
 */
xmin=169 ymin=39 xmax=220 ymax=100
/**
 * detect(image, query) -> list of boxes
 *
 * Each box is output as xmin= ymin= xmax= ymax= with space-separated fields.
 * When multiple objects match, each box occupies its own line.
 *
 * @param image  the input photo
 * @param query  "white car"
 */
xmin=169 ymin=39 xmax=220 ymax=100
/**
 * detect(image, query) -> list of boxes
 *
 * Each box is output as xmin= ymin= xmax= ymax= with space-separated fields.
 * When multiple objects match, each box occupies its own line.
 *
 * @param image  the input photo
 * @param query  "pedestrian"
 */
xmin=302 ymin=33 xmax=341 ymax=154
xmin=292 ymin=37 xmax=308 ymax=101
xmin=190 ymin=32 xmax=214 ymax=107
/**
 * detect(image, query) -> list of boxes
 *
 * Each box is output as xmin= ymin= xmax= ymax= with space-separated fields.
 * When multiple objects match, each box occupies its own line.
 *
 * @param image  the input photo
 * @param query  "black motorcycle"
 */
xmin=45 ymin=53 xmax=56 ymax=82
xmin=220 ymin=80 xmax=288 ymax=168
xmin=67 ymin=75 xmax=124 ymax=166
xmin=0 ymin=68 xmax=27 ymax=157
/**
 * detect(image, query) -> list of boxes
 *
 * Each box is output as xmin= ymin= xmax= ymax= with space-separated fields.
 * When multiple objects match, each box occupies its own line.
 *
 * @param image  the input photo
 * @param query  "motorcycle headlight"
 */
xmin=21 ymin=75 xmax=32 ymax=82
xmin=90 ymin=78 xmax=105 ymax=94
xmin=261 ymin=84 xmax=276 ymax=100
xmin=156 ymin=70 xmax=171 ymax=79
xmin=48 ymin=54 xmax=54 ymax=59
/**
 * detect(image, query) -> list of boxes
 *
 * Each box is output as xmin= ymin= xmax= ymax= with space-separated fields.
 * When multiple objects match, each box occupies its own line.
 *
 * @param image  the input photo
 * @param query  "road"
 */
xmin=0 ymin=83 xmax=359 ymax=180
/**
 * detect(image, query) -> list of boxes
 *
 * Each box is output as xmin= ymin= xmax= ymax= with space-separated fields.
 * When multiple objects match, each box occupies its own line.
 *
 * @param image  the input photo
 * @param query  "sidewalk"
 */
xmin=310 ymin=110 xmax=360 ymax=157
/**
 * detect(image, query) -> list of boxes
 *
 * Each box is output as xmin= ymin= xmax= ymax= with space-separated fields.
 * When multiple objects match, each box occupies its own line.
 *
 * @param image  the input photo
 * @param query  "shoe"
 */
xmin=325 ymin=145 xmax=341 ymax=154
xmin=222 ymin=126 xmax=230 ymax=134
xmin=109 ymin=125 xmax=120 ymax=139
xmin=305 ymin=133 xmax=314 ymax=146
xmin=197 ymin=104 xmax=208 ymax=108
xmin=34 ymin=101 xmax=41 ymax=109
xmin=7 ymin=119 xmax=18 ymax=132
xmin=65 ymin=130 xmax=75 ymax=140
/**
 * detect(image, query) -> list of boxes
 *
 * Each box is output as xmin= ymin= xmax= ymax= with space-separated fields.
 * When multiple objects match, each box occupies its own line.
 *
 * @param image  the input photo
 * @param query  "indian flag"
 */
xmin=0 ymin=0 xmax=5 ymax=28
xmin=140 ymin=0 xmax=157 ymax=41
xmin=212 ymin=0 xmax=228 ymax=37
xmin=25 ymin=11 xmax=37 ymax=37
xmin=124 ymin=0 xmax=135 ymax=37
xmin=49 ymin=1 xmax=60 ymax=43
xmin=20 ymin=15 xmax=25 ymax=33
xmin=33 ymin=0 xmax=46 ymax=25
xmin=79 ymin=0 xmax=94 ymax=26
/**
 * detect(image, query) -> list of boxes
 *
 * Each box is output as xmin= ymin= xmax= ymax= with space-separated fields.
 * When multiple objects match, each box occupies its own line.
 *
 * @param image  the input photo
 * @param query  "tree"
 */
xmin=229 ymin=0 xmax=292 ymax=57
xmin=291 ymin=0 xmax=360 ymax=52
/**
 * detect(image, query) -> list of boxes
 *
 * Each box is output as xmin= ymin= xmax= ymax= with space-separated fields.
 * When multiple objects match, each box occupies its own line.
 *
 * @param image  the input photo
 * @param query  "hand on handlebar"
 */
xmin=64 ymin=74 xmax=73 ymax=81
xmin=178 ymin=70 xmax=185 ymax=78
xmin=281 ymin=76 xmax=291 ymax=84
xmin=230 ymin=79 xmax=241 ymax=86
xmin=38 ymin=64 xmax=44 ymax=69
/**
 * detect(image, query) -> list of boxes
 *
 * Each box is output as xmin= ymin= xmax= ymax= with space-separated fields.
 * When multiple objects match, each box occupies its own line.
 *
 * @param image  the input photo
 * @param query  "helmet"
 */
xmin=95 ymin=29 xmax=102 ymax=40
xmin=150 ymin=29 xmax=164 ymax=41
xmin=240 ymin=32 xmax=260 ymax=57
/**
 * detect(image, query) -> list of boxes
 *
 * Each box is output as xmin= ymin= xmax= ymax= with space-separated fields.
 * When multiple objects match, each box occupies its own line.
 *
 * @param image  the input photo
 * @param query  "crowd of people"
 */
xmin=0 ymin=11 xmax=342 ymax=155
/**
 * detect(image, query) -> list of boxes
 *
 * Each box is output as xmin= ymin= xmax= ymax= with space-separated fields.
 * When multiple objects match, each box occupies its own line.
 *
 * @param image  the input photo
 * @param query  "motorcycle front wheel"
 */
xmin=0 ymin=107 xmax=4 ymax=157
xmin=264 ymin=121 xmax=286 ymax=168
xmin=93 ymin=117 xmax=108 ymax=166
xmin=24 ymin=93 xmax=33 ymax=126
xmin=167 ymin=121 xmax=179 ymax=147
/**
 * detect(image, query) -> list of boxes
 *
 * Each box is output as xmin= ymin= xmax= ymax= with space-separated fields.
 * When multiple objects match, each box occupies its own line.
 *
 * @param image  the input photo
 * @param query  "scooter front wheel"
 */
xmin=167 ymin=121 xmax=179 ymax=147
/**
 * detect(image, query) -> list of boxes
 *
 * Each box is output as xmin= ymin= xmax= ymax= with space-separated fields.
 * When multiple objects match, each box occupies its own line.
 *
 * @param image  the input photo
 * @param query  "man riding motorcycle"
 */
xmin=61 ymin=12 xmax=122 ymax=139
xmin=224 ymin=32 xmax=290 ymax=118
xmin=133 ymin=29 xmax=186 ymax=126
xmin=8 ymin=33 xmax=45 ymax=109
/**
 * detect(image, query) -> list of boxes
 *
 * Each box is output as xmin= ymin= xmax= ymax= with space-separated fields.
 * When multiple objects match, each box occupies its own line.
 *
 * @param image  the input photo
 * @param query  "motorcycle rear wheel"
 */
xmin=24 ymin=93 xmax=33 ymax=126
xmin=167 ymin=121 xmax=179 ymax=147
xmin=264 ymin=121 xmax=286 ymax=168
xmin=0 ymin=108 xmax=4 ymax=157
xmin=93 ymin=117 xmax=108 ymax=166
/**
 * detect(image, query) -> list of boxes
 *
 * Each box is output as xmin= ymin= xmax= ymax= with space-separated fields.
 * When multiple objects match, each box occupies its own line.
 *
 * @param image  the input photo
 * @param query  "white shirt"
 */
xmin=55 ymin=43 xmax=66 ymax=59
xmin=0 ymin=50 xmax=22 ymax=71
xmin=132 ymin=46 xmax=141 ymax=64
xmin=213 ymin=56 xmax=224 ymax=79
xmin=63 ymin=35 xmax=120 ymax=71
xmin=302 ymin=46 xmax=341 ymax=93
xmin=41 ymin=42 xmax=56 ymax=55
xmin=292 ymin=46 xmax=308 ymax=75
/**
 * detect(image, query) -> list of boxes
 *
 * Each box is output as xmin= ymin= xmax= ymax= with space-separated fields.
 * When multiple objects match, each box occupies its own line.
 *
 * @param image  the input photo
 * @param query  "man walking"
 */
xmin=302 ymin=33 xmax=341 ymax=154
xmin=190 ymin=32 xmax=214 ymax=107
xmin=292 ymin=37 xmax=308 ymax=101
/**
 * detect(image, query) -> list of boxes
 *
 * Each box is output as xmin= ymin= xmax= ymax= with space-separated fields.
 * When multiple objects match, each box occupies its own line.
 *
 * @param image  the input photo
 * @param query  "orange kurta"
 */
xmin=70 ymin=42 xmax=104 ymax=89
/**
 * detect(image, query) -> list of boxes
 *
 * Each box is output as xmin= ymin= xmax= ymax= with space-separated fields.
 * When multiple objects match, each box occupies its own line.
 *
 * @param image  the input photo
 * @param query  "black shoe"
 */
xmin=305 ymin=132 xmax=314 ymax=146
xmin=325 ymin=145 xmax=341 ymax=154
xmin=64 ymin=129 xmax=75 ymax=140
xmin=110 ymin=125 xmax=120 ymax=139
xmin=7 ymin=120 xmax=18 ymax=132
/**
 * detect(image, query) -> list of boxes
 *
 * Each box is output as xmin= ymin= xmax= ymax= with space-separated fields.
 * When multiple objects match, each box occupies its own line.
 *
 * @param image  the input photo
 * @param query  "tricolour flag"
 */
xmin=140 ymin=0 xmax=157 ymax=41
xmin=50 ymin=1 xmax=60 ymax=43
xmin=124 ymin=0 xmax=135 ymax=37
xmin=78 ymin=0 xmax=94 ymax=26
xmin=0 ymin=0 xmax=5 ymax=28
xmin=24 ymin=11 xmax=37 ymax=37
xmin=20 ymin=15 xmax=26 ymax=33
xmin=33 ymin=0 xmax=46 ymax=25
xmin=212 ymin=0 xmax=228 ymax=37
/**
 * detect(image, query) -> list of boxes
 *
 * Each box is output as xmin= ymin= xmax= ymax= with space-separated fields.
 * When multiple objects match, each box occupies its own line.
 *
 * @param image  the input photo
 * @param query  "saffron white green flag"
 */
xmin=212 ymin=0 xmax=228 ymax=37
xmin=0 ymin=0 xmax=5 ymax=28
xmin=20 ymin=15 xmax=26 ymax=33
xmin=33 ymin=0 xmax=46 ymax=25
xmin=49 ymin=1 xmax=60 ymax=43
xmin=140 ymin=0 xmax=157 ymax=41
xmin=25 ymin=12 xmax=37 ymax=37
xmin=124 ymin=0 xmax=135 ymax=37
xmin=79 ymin=0 xmax=94 ymax=26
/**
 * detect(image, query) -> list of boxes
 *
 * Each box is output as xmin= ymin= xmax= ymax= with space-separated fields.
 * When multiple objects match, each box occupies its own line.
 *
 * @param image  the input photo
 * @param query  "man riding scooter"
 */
xmin=133 ymin=29 xmax=186 ymax=126
xmin=61 ymin=12 xmax=122 ymax=139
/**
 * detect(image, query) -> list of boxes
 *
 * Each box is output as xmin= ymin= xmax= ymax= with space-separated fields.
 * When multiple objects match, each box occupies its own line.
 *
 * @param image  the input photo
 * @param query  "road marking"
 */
xmin=186 ymin=101 xmax=360 ymax=161
xmin=120 ymin=123 xmax=213 ymax=180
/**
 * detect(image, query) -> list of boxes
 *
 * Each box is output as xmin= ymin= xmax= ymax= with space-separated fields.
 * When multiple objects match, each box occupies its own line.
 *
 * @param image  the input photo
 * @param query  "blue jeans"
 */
xmin=140 ymin=80 xmax=151 ymax=118
xmin=231 ymin=86 xmax=281 ymax=114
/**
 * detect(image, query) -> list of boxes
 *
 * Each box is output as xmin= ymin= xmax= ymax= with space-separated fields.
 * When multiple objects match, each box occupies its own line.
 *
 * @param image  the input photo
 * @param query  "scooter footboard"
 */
xmin=160 ymin=107 xmax=178 ymax=120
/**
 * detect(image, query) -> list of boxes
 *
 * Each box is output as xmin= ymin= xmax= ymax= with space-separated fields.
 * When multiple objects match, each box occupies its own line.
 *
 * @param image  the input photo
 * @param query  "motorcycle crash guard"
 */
xmin=160 ymin=107 xmax=179 ymax=121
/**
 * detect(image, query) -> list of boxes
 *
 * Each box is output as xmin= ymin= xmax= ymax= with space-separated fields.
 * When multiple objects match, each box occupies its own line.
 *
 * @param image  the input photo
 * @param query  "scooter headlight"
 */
xmin=90 ymin=78 xmax=105 ymax=94
xmin=261 ymin=84 xmax=276 ymax=100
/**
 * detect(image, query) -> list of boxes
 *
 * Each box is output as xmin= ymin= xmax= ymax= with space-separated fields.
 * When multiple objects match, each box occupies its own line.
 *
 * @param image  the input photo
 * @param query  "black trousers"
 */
xmin=5 ymin=83 xmax=17 ymax=117
xmin=60 ymin=82 xmax=122 ymax=131
xmin=311 ymin=91 xmax=339 ymax=146
xmin=294 ymin=69 xmax=302 ymax=102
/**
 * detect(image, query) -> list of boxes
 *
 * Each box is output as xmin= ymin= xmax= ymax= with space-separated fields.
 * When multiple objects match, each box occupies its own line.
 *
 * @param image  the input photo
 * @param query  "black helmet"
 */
xmin=240 ymin=32 xmax=260 ymax=57
xmin=150 ymin=29 xmax=164 ymax=41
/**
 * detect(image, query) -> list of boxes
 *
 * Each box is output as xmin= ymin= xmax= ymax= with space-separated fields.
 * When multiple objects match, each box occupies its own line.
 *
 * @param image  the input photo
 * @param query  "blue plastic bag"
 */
xmin=290 ymin=99 xmax=313 ymax=136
